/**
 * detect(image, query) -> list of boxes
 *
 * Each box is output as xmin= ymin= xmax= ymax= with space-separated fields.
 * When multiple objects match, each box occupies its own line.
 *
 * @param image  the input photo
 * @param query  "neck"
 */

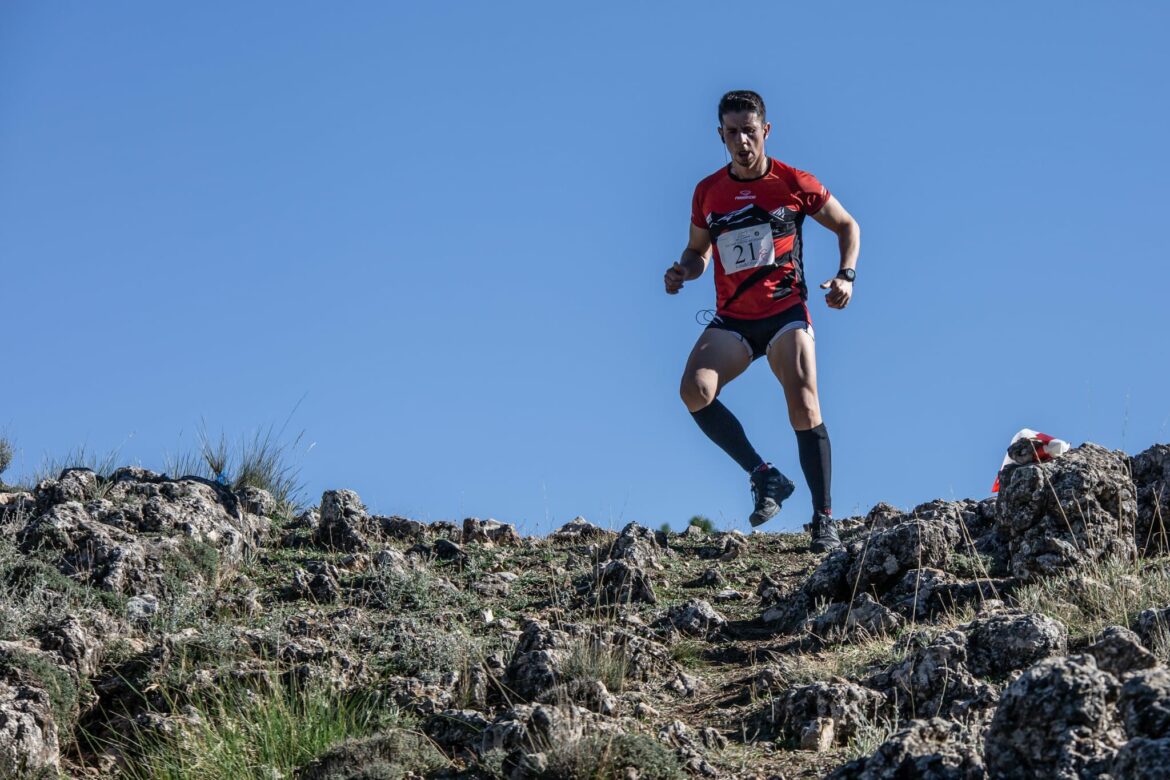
xmin=730 ymin=154 xmax=769 ymax=180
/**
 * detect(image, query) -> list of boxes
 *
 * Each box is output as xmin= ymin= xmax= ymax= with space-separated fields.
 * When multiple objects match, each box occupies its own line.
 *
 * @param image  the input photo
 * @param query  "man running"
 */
xmin=665 ymin=90 xmax=860 ymax=553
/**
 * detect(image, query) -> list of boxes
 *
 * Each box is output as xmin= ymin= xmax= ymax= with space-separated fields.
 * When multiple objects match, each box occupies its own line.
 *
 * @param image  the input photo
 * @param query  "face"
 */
xmin=718 ymin=110 xmax=770 ymax=168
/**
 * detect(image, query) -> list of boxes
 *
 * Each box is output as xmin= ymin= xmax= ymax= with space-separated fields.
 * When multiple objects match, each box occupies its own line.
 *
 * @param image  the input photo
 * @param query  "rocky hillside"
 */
xmin=0 ymin=443 xmax=1169 ymax=779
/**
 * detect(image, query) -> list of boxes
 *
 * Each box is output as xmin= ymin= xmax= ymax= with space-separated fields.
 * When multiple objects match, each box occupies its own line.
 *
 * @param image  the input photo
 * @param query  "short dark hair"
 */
xmin=718 ymin=90 xmax=766 ymax=124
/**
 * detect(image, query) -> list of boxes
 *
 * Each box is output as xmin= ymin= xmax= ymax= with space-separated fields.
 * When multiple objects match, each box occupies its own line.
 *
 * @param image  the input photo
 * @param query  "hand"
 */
xmin=664 ymin=263 xmax=687 ymax=294
xmin=820 ymin=277 xmax=852 ymax=309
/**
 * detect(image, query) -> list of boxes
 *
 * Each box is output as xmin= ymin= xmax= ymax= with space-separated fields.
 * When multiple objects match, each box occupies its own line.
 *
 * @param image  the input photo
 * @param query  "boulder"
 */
xmin=764 ymin=681 xmax=886 ymax=746
xmin=827 ymin=717 xmax=984 ymax=780
xmin=806 ymin=593 xmax=905 ymax=643
xmin=609 ymin=522 xmax=669 ymax=569
xmin=589 ymin=559 xmax=656 ymax=606
xmin=1131 ymin=443 xmax=1170 ymax=556
xmin=314 ymin=490 xmax=377 ymax=552
xmin=964 ymin=612 xmax=1067 ymax=678
xmin=462 ymin=517 xmax=522 ymax=547
xmin=867 ymin=630 xmax=997 ymax=722
xmin=663 ymin=599 xmax=728 ymax=639
xmin=1118 ymin=668 xmax=1170 ymax=739
xmin=845 ymin=510 xmax=961 ymax=597
xmin=1085 ymin=626 xmax=1159 ymax=678
xmin=1111 ymin=738 xmax=1170 ymax=779
xmin=984 ymin=654 xmax=1125 ymax=780
xmin=996 ymin=443 xmax=1137 ymax=579
xmin=548 ymin=517 xmax=616 ymax=545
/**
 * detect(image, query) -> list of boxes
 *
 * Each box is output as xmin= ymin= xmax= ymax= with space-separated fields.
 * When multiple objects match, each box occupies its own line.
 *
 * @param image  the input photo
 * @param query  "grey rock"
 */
xmin=846 ymin=510 xmax=961 ymax=596
xmin=1111 ymin=737 xmax=1170 ymax=779
xmin=806 ymin=593 xmax=905 ymax=643
xmin=664 ymin=599 xmax=728 ymax=638
xmin=376 ymin=514 xmax=426 ymax=541
xmin=0 ymin=678 xmax=59 ymax=778
xmin=590 ymin=559 xmax=657 ymax=606
xmin=423 ymin=708 xmax=493 ymax=751
xmin=684 ymin=567 xmax=726 ymax=589
xmin=235 ymin=485 xmax=276 ymax=517
xmin=1132 ymin=443 xmax=1170 ymax=556
xmin=480 ymin=703 xmax=616 ymax=756
xmin=1118 ymin=668 xmax=1170 ymax=739
xmin=314 ymin=489 xmax=376 ymax=552
xmin=1137 ymin=605 xmax=1170 ymax=650
xmin=536 ymin=678 xmax=618 ymax=716
xmin=827 ymin=717 xmax=984 ymax=780
xmin=984 ymin=654 xmax=1124 ymax=780
xmin=996 ymin=443 xmax=1137 ymax=579
xmin=548 ymin=516 xmax=615 ymax=545
xmin=868 ymin=630 xmax=998 ymax=722
xmin=764 ymin=681 xmax=886 ymax=746
xmin=965 ymin=612 xmax=1067 ymax=679
xmin=609 ymin=522 xmax=669 ymax=569
xmin=463 ymin=516 xmax=522 ymax=547
xmin=1085 ymin=626 xmax=1159 ymax=678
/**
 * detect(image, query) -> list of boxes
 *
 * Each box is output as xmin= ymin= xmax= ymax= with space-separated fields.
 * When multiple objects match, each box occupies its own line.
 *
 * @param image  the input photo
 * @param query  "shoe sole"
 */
xmin=748 ymin=478 xmax=796 ymax=527
xmin=809 ymin=540 xmax=842 ymax=553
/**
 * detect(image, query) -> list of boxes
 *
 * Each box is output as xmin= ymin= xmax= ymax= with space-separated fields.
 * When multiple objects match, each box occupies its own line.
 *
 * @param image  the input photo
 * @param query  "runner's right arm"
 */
xmin=664 ymin=224 xmax=712 ymax=294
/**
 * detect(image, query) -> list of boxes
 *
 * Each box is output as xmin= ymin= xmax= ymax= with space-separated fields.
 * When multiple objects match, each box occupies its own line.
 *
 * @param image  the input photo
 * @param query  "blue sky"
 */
xmin=3 ymin=2 xmax=1168 ymax=534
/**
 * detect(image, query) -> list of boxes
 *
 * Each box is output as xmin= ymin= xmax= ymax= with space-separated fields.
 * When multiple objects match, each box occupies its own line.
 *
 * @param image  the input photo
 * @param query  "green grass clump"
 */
xmin=114 ymin=674 xmax=411 ymax=780
xmin=688 ymin=515 xmax=716 ymax=534
xmin=539 ymin=733 xmax=685 ymax=780
xmin=562 ymin=637 xmax=629 ymax=693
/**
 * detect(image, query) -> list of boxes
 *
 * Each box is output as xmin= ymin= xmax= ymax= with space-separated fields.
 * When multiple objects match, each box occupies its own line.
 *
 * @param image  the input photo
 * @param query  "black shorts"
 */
xmin=705 ymin=303 xmax=813 ymax=361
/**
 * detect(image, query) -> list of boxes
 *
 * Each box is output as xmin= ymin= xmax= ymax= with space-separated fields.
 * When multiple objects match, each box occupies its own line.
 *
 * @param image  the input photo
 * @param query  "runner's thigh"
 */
xmin=766 ymin=326 xmax=818 ymax=394
xmin=682 ymin=328 xmax=753 ymax=400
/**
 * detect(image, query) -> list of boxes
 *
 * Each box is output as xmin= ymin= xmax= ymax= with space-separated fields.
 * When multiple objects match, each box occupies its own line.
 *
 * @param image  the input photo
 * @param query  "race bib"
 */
xmin=716 ymin=224 xmax=775 ymax=275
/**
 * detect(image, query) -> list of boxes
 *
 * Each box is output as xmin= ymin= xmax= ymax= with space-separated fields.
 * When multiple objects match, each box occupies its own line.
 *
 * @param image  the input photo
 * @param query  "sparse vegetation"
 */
xmin=540 ymin=732 xmax=685 ymax=780
xmin=688 ymin=515 xmax=716 ymax=534
xmin=1013 ymin=555 xmax=1170 ymax=641
xmin=563 ymin=636 xmax=629 ymax=692
xmin=111 ymin=673 xmax=416 ymax=780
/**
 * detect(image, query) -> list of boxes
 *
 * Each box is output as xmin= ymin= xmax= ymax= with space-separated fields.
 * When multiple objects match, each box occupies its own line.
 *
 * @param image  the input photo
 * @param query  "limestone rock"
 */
xmin=1131 ymin=443 xmax=1170 ymax=556
xmin=806 ymin=593 xmax=904 ymax=643
xmin=984 ymin=654 xmax=1125 ymax=780
xmin=1118 ymin=667 xmax=1170 ymax=739
xmin=996 ymin=443 xmax=1137 ymax=579
xmin=828 ymin=717 xmax=984 ymax=780
xmin=1085 ymin=626 xmax=1159 ymax=678
xmin=314 ymin=489 xmax=376 ymax=552
xmin=964 ymin=612 xmax=1067 ymax=679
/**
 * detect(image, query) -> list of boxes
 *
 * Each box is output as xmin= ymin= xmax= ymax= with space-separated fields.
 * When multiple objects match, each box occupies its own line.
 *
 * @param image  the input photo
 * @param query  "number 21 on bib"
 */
xmin=716 ymin=224 xmax=775 ymax=275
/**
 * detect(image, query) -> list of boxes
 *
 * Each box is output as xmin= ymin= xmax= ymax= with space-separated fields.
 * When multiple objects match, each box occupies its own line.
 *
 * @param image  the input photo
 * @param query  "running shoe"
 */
xmin=807 ymin=512 xmax=842 ymax=553
xmin=749 ymin=466 xmax=796 ymax=527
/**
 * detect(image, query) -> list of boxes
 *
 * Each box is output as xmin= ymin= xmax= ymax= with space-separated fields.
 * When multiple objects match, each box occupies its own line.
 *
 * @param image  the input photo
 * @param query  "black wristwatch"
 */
xmin=836 ymin=268 xmax=856 ymax=283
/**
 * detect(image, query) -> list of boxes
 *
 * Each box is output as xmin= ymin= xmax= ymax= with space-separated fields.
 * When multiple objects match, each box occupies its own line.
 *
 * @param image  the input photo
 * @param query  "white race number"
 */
xmin=716 ymin=224 xmax=775 ymax=275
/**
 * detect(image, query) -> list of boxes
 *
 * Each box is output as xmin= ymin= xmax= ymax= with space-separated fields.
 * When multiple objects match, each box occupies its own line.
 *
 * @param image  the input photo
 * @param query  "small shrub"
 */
xmin=116 ymin=672 xmax=410 ymax=780
xmin=688 ymin=515 xmax=716 ymax=534
xmin=562 ymin=637 xmax=628 ymax=692
xmin=844 ymin=709 xmax=901 ymax=760
xmin=1013 ymin=555 xmax=1170 ymax=640
xmin=0 ymin=435 xmax=13 ymax=479
xmin=540 ymin=733 xmax=685 ymax=780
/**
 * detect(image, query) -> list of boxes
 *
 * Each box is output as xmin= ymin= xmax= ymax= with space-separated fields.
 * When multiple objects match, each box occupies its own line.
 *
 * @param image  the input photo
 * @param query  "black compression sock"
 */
xmin=795 ymin=423 xmax=832 ymax=514
xmin=690 ymin=400 xmax=765 ymax=473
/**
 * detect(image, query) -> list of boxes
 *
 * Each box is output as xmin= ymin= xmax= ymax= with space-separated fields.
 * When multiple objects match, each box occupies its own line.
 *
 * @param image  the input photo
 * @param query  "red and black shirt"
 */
xmin=691 ymin=158 xmax=830 ymax=319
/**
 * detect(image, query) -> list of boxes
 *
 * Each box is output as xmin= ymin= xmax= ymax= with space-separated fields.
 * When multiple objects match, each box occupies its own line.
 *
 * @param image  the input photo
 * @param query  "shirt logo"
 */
xmin=734 ymin=189 xmax=756 ymax=201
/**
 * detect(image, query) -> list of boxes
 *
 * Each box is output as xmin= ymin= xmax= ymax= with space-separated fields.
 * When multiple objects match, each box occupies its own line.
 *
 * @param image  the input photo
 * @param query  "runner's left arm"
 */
xmin=811 ymin=196 xmax=861 ymax=310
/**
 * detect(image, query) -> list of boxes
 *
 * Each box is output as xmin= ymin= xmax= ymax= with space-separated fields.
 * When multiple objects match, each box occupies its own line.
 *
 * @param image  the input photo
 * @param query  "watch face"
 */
xmin=838 ymin=268 xmax=855 ymax=282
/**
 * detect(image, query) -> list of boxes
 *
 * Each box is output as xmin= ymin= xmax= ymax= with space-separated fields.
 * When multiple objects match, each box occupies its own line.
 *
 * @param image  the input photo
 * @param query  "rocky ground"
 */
xmin=0 ymin=442 xmax=1169 ymax=779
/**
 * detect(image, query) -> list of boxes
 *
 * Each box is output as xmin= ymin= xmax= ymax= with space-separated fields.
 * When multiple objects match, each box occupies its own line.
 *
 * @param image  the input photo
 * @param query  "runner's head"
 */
xmin=717 ymin=90 xmax=770 ymax=170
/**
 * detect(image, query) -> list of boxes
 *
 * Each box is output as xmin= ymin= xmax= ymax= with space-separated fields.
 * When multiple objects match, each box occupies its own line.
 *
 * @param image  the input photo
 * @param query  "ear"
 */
xmin=717 ymin=126 xmax=724 ymax=141
xmin=764 ymin=121 xmax=772 ymax=139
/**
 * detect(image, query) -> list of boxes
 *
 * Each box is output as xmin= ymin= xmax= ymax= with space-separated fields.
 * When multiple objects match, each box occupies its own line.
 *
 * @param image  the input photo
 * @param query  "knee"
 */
xmin=680 ymin=375 xmax=718 ymax=412
xmin=786 ymin=390 xmax=821 ymax=428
